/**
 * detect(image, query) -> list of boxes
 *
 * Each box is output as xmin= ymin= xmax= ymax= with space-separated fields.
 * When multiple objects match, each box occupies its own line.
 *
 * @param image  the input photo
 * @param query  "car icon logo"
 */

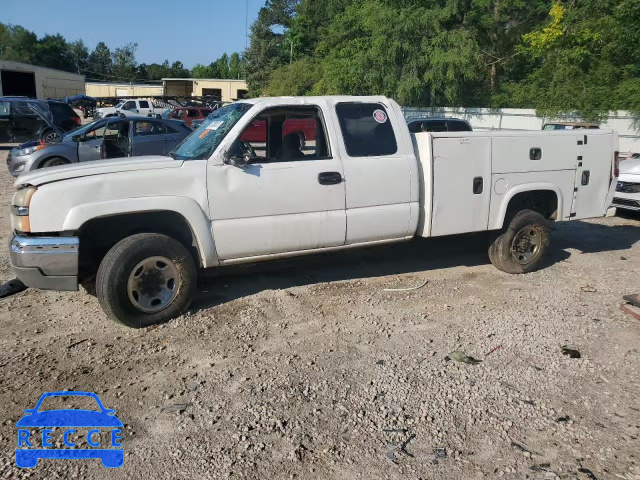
xmin=15 ymin=391 xmax=124 ymax=468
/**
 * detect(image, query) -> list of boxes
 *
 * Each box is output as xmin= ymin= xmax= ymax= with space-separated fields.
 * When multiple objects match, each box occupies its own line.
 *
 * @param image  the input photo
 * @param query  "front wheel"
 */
xmin=40 ymin=157 xmax=70 ymax=168
xmin=488 ymin=210 xmax=550 ymax=274
xmin=96 ymin=233 xmax=197 ymax=328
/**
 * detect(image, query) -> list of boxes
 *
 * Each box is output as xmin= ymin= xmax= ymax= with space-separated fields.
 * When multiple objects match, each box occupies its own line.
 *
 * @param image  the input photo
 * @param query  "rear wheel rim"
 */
xmin=127 ymin=256 xmax=180 ymax=313
xmin=44 ymin=131 xmax=61 ymax=144
xmin=510 ymin=226 xmax=542 ymax=265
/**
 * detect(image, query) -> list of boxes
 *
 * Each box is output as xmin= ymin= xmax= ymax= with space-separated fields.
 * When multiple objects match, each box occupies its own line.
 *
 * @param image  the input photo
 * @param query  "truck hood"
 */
xmin=620 ymin=157 xmax=640 ymax=176
xmin=15 ymin=156 xmax=184 ymax=187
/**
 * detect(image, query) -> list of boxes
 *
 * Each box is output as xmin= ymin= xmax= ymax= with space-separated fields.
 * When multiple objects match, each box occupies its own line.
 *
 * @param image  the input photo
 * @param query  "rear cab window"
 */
xmin=0 ymin=101 xmax=10 ymax=116
xmin=335 ymin=103 xmax=397 ymax=157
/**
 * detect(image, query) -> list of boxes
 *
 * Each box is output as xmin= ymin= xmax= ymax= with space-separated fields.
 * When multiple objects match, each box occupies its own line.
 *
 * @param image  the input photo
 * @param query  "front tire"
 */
xmin=488 ymin=210 xmax=550 ymax=274
xmin=40 ymin=157 xmax=70 ymax=168
xmin=96 ymin=233 xmax=197 ymax=328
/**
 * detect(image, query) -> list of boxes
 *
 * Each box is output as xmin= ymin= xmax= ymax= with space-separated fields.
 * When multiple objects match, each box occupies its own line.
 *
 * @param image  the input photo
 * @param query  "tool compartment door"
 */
xmin=572 ymin=133 xmax=615 ymax=220
xmin=430 ymin=136 xmax=492 ymax=237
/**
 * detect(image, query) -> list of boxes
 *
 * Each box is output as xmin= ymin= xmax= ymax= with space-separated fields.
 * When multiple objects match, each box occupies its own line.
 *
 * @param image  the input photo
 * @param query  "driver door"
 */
xmin=208 ymin=103 xmax=347 ymax=261
xmin=77 ymin=119 xmax=118 ymax=161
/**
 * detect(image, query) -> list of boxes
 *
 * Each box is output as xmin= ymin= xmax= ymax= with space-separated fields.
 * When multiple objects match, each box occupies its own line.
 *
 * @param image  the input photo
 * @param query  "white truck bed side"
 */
xmin=414 ymin=130 xmax=618 ymax=238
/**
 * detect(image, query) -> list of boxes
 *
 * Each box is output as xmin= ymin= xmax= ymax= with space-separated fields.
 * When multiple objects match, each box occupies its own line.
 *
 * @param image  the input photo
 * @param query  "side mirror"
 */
xmin=223 ymin=151 xmax=248 ymax=168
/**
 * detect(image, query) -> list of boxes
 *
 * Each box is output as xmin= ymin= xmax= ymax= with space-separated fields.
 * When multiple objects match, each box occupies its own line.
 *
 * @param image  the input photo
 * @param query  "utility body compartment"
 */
xmin=414 ymin=130 xmax=618 ymax=238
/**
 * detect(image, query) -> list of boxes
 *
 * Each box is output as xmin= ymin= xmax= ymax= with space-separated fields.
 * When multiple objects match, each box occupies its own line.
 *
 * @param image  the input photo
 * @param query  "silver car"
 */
xmin=7 ymin=116 xmax=192 ymax=177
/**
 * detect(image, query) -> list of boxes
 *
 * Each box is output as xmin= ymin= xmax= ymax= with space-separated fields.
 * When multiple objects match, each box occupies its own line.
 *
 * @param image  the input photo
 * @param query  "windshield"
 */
xmin=114 ymin=102 xmax=124 ymax=109
xmin=172 ymin=102 xmax=253 ymax=160
xmin=63 ymin=119 xmax=107 ymax=138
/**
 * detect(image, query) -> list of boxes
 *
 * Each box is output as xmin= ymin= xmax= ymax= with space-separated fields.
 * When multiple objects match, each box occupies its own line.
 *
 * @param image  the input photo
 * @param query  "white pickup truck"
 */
xmin=9 ymin=96 xmax=619 ymax=328
xmin=95 ymin=99 xmax=168 ymax=119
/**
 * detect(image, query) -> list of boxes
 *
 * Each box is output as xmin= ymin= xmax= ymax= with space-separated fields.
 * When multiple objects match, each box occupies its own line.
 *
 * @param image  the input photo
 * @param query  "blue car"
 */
xmin=15 ymin=391 xmax=124 ymax=468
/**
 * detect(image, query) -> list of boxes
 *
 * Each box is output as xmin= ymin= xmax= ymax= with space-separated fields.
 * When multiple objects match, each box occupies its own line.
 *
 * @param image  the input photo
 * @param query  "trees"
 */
xmin=111 ymin=43 xmax=138 ymax=82
xmin=192 ymin=53 xmax=246 ymax=79
xmin=87 ymin=42 xmax=113 ymax=80
xmin=0 ymin=24 xmax=38 ymax=64
xmin=244 ymin=0 xmax=640 ymax=119
xmin=511 ymin=0 xmax=640 ymax=120
xmin=244 ymin=0 xmax=298 ymax=95
xmin=229 ymin=52 xmax=244 ymax=80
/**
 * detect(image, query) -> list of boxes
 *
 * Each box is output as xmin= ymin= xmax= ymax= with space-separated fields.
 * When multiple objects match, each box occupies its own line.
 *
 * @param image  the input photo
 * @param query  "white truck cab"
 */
xmin=9 ymin=96 xmax=619 ymax=328
xmin=95 ymin=99 xmax=166 ymax=119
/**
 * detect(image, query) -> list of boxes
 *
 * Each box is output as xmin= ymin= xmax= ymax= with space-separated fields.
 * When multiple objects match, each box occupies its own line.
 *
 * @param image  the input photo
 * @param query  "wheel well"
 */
xmin=504 ymin=190 xmax=558 ymax=225
xmin=77 ymin=211 xmax=201 ymax=280
xmin=37 ymin=156 xmax=68 ymax=169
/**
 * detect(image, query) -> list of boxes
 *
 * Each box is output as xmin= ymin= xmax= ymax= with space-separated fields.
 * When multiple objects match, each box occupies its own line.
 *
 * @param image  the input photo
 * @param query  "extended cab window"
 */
xmin=336 ymin=103 xmax=397 ymax=157
xmin=0 ymin=101 xmax=9 ymax=116
xmin=233 ymin=106 xmax=330 ymax=164
xmin=139 ymin=100 xmax=150 ymax=109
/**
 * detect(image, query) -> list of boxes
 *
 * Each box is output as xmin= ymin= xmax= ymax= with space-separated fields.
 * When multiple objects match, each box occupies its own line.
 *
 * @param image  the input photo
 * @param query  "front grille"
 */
xmin=616 ymin=181 xmax=640 ymax=194
xmin=613 ymin=198 xmax=640 ymax=208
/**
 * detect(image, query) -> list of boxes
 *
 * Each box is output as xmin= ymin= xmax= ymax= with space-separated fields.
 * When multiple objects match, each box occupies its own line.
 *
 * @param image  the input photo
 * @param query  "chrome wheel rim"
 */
xmin=127 ymin=256 xmax=180 ymax=313
xmin=44 ymin=132 xmax=61 ymax=144
xmin=511 ymin=226 xmax=542 ymax=265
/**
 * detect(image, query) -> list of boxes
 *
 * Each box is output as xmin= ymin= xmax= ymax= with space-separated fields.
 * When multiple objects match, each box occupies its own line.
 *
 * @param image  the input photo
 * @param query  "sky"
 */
xmin=1 ymin=0 xmax=263 ymax=68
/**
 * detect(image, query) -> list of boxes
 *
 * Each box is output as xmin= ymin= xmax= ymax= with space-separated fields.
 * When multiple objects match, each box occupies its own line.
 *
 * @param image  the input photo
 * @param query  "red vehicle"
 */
xmin=240 ymin=118 xmax=317 ymax=143
xmin=165 ymin=107 xmax=213 ymax=127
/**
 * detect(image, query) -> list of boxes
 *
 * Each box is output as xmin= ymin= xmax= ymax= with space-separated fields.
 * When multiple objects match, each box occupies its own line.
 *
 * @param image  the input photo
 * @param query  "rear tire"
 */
xmin=488 ymin=210 xmax=550 ymax=274
xmin=40 ymin=129 xmax=61 ymax=145
xmin=96 ymin=233 xmax=197 ymax=328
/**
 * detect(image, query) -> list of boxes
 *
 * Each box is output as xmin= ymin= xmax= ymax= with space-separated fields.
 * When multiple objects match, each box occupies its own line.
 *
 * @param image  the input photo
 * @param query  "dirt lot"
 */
xmin=0 ymin=148 xmax=639 ymax=480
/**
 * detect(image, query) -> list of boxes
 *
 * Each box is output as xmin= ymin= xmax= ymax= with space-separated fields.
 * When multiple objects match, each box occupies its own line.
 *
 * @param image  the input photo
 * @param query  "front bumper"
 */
xmin=9 ymin=235 xmax=79 ymax=291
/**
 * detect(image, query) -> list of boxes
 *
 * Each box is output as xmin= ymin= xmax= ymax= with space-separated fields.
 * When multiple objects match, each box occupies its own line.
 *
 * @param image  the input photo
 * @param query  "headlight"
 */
xmin=13 ymin=186 xmax=37 ymax=207
xmin=11 ymin=185 xmax=37 ymax=233
xmin=13 ymin=144 xmax=46 ymax=157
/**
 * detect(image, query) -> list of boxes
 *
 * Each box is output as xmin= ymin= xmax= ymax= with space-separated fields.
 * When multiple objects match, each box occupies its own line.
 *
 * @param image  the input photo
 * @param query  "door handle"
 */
xmin=581 ymin=170 xmax=591 ymax=186
xmin=473 ymin=177 xmax=484 ymax=195
xmin=318 ymin=172 xmax=343 ymax=185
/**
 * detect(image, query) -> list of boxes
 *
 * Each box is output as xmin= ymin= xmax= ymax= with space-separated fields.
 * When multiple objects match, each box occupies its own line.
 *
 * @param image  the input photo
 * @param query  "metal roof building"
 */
xmin=162 ymin=78 xmax=248 ymax=102
xmin=0 ymin=60 xmax=85 ymax=99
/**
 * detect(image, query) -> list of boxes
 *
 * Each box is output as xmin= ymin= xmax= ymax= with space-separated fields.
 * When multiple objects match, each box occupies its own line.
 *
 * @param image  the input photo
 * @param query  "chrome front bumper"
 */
xmin=9 ymin=235 xmax=79 ymax=291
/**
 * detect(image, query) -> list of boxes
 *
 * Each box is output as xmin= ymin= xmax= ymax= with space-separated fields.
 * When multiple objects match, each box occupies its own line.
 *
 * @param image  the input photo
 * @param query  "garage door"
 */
xmin=1 ymin=70 xmax=37 ymax=97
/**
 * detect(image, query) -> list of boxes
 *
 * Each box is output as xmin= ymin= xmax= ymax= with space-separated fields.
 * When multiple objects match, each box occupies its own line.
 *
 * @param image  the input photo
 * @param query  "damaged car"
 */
xmin=7 ymin=116 xmax=192 ymax=176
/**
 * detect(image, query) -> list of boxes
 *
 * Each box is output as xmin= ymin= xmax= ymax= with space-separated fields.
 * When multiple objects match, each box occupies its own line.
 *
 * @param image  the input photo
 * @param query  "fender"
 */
xmin=489 ymin=182 xmax=564 ymax=231
xmin=63 ymin=196 xmax=218 ymax=267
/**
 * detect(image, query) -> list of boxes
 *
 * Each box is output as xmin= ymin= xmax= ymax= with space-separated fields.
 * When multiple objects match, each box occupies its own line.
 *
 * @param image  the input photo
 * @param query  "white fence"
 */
xmin=402 ymin=107 xmax=640 ymax=154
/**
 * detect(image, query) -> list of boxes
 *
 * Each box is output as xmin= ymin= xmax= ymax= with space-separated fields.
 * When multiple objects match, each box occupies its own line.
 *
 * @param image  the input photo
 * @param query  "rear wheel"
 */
xmin=40 ymin=157 xmax=70 ymax=168
xmin=488 ymin=210 xmax=550 ymax=274
xmin=96 ymin=233 xmax=197 ymax=328
xmin=40 ymin=129 xmax=61 ymax=144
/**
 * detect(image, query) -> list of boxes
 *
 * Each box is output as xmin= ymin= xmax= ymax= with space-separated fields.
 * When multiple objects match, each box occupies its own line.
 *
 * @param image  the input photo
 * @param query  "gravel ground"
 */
xmin=0 ymin=148 xmax=639 ymax=480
